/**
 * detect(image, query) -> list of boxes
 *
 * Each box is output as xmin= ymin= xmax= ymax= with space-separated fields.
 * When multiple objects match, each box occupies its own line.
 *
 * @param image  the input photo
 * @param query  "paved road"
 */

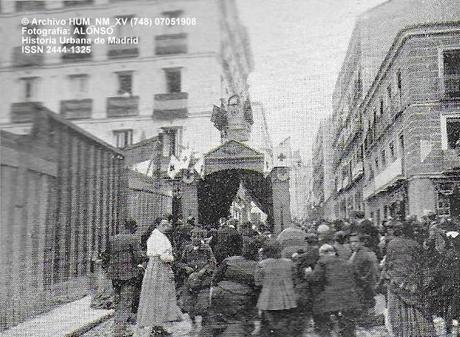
xmin=82 ymin=316 xmax=389 ymax=337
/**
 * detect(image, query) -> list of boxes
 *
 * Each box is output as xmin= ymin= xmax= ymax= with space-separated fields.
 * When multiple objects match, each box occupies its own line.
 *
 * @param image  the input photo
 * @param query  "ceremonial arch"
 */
xmin=175 ymin=95 xmax=291 ymax=233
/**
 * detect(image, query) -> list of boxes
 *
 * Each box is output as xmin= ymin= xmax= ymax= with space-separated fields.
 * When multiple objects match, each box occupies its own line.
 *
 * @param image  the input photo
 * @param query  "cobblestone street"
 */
xmin=81 ymin=317 xmax=390 ymax=337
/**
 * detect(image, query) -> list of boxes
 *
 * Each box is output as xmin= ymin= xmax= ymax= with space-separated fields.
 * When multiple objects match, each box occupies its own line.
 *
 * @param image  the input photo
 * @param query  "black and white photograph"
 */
xmin=0 ymin=0 xmax=460 ymax=336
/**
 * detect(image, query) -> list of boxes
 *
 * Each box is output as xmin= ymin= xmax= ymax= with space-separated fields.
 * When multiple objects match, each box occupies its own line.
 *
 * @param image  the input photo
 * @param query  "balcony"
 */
xmin=63 ymin=0 xmax=93 ymax=7
xmin=61 ymin=44 xmax=92 ymax=63
xmin=12 ymin=47 xmax=44 ymax=67
xmin=15 ymin=1 xmax=45 ymax=11
xmin=352 ymin=161 xmax=364 ymax=181
xmin=106 ymin=96 xmax=139 ymax=117
xmin=10 ymin=102 xmax=40 ymax=123
xmin=364 ymin=158 xmax=404 ymax=200
xmin=60 ymin=99 xmax=92 ymax=120
xmin=155 ymin=33 xmax=187 ymax=55
xmin=153 ymin=92 xmax=188 ymax=120
xmin=363 ymin=180 xmax=375 ymax=200
xmin=107 ymin=43 xmax=139 ymax=59
xmin=444 ymin=74 xmax=460 ymax=100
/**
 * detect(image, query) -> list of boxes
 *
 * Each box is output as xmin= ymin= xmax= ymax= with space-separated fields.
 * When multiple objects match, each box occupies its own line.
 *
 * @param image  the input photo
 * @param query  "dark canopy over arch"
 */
xmin=197 ymin=169 xmax=273 ymax=227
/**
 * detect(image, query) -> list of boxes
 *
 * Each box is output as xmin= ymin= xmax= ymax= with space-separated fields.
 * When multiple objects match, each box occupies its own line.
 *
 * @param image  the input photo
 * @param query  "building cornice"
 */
xmin=0 ymin=52 xmax=219 ymax=72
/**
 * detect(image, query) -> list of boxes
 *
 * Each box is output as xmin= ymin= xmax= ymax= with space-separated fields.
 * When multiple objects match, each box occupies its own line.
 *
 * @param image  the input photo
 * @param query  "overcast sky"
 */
xmin=236 ymin=0 xmax=387 ymax=162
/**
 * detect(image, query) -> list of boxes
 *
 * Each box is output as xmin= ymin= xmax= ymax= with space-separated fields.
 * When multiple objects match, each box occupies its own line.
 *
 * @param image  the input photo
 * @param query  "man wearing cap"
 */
xmin=177 ymin=227 xmax=216 ymax=323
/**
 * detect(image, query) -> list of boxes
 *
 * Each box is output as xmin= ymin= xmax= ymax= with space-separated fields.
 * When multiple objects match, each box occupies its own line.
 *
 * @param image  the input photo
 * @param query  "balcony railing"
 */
xmin=107 ymin=42 xmax=139 ymax=59
xmin=15 ymin=0 xmax=45 ymax=11
xmin=12 ymin=47 xmax=44 ymax=67
xmin=61 ymin=44 xmax=93 ymax=62
xmin=153 ymin=92 xmax=188 ymax=120
xmin=60 ymin=99 xmax=92 ymax=119
xmin=155 ymin=33 xmax=187 ymax=55
xmin=10 ymin=102 xmax=41 ymax=123
xmin=106 ymin=96 xmax=139 ymax=117
xmin=444 ymin=74 xmax=460 ymax=100
xmin=63 ymin=0 xmax=93 ymax=7
xmin=364 ymin=158 xmax=404 ymax=200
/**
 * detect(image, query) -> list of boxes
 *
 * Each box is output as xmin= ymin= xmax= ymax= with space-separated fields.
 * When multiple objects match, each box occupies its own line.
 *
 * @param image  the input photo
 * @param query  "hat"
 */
xmin=319 ymin=244 xmax=335 ymax=255
xmin=317 ymin=224 xmax=330 ymax=234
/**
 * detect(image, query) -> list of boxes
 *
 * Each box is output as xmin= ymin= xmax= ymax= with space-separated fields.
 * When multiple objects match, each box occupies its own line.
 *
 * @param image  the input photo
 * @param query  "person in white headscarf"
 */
xmin=136 ymin=219 xmax=182 ymax=336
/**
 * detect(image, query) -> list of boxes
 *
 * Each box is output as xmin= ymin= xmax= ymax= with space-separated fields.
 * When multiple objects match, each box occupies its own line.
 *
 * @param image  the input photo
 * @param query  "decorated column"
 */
xmin=271 ymin=166 xmax=291 ymax=234
xmin=180 ymin=169 xmax=199 ymax=220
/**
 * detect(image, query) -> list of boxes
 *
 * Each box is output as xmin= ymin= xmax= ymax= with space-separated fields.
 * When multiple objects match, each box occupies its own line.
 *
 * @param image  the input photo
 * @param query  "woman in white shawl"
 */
xmin=136 ymin=219 xmax=182 ymax=336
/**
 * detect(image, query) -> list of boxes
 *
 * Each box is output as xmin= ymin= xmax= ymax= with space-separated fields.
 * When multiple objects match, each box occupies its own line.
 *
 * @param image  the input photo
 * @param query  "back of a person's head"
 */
xmin=262 ymin=240 xmax=282 ymax=259
xmin=242 ymin=239 xmax=259 ymax=260
xmin=227 ymin=232 xmax=243 ymax=257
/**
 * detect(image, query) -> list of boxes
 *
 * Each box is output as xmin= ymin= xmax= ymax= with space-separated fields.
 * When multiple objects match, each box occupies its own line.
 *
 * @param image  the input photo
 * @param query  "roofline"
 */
xmin=36 ymin=103 xmax=125 ymax=156
xmin=358 ymin=21 xmax=460 ymax=114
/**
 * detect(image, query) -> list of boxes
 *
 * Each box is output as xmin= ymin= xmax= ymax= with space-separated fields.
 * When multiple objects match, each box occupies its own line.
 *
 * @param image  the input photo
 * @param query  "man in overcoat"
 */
xmin=106 ymin=219 xmax=143 ymax=336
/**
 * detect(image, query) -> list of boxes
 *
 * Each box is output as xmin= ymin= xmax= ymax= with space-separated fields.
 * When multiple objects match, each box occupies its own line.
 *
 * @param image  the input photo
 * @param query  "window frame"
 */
xmin=441 ymin=114 xmax=460 ymax=150
xmin=116 ymin=71 xmax=133 ymax=95
xmin=113 ymin=129 xmax=133 ymax=148
xmin=438 ymin=46 xmax=460 ymax=98
xmin=19 ymin=76 xmax=39 ymax=101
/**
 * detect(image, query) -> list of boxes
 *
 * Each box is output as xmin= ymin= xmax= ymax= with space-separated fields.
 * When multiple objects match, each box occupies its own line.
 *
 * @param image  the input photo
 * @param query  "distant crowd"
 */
xmin=95 ymin=210 xmax=460 ymax=337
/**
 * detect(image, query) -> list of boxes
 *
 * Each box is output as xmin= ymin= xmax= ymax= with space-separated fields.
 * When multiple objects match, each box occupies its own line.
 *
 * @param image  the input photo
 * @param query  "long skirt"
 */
xmin=136 ymin=257 xmax=182 ymax=327
xmin=387 ymin=289 xmax=435 ymax=337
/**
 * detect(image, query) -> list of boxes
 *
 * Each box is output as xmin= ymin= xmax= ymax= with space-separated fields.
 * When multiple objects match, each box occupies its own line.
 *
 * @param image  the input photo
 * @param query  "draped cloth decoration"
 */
xmin=197 ymin=169 xmax=273 ymax=227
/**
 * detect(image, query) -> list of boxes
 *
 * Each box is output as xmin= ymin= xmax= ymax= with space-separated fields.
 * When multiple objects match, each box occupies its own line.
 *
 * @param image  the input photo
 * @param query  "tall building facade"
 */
xmin=311 ymin=116 xmax=335 ymax=220
xmin=313 ymin=0 xmax=460 ymax=222
xmin=0 ymin=0 xmax=254 ymax=160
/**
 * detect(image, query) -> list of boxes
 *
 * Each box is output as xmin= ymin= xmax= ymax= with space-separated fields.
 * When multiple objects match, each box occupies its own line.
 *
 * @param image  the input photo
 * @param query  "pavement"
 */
xmin=0 ymin=296 xmax=113 ymax=337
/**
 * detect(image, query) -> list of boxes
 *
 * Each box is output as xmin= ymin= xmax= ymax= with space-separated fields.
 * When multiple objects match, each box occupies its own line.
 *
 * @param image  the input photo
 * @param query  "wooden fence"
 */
xmin=0 ymin=105 xmax=128 ymax=330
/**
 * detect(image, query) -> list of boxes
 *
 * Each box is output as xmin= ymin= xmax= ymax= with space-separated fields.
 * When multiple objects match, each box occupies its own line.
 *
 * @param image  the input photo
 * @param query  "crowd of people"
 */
xmin=98 ymin=210 xmax=460 ymax=337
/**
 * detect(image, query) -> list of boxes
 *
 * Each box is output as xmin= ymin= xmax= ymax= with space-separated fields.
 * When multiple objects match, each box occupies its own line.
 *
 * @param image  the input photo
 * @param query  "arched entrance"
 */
xmin=197 ymin=168 xmax=273 ymax=227
xmin=178 ymin=139 xmax=291 ymax=233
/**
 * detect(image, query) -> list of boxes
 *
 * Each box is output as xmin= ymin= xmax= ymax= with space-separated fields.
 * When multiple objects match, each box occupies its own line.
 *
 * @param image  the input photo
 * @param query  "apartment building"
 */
xmin=0 ymin=0 xmax=254 ymax=160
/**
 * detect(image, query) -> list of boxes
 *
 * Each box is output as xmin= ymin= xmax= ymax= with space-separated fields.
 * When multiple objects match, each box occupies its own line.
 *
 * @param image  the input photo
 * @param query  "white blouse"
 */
xmin=147 ymin=229 xmax=174 ymax=262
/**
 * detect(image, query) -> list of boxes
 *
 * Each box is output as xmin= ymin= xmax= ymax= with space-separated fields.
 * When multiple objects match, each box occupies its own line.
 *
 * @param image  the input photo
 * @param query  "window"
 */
xmin=397 ymin=70 xmax=402 ymax=97
xmin=160 ymin=128 xmax=179 ymax=157
xmin=20 ymin=77 xmax=38 ymax=101
xmin=446 ymin=117 xmax=460 ymax=149
xmin=68 ymin=74 xmax=88 ymax=98
xmin=379 ymin=98 xmax=384 ymax=116
xmin=387 ymin=85 xmax=392 ymax=101
xmin=164 ymin=68 xmax=181 ymax=93
xmin=399 ymin=134 xmax=405 ymax=153
xmin=374 ymin=157 xmax=379 ymax=171
xmin=437 ymin=193 xmax=451 ymax=216
xmin=381 ymin=149 xmax=386 ymax=167
xmin=114 ymin=129 xmax=133 ymax=148
xmin=389 ymin=141 xmax=396 ymax=159
xmin=443 ymin=49 xmax=460 ymax=99
xmin=116 ymin=72 xmax=133 ymax=95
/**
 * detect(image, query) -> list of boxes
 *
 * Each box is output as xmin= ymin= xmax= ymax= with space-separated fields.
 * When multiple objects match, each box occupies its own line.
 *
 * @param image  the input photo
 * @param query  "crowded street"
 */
xmin=1 ymin=0 xmax=460 ymax=336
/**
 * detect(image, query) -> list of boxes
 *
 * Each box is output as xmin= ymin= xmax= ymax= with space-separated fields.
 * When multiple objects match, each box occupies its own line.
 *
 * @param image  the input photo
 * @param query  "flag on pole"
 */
xmin=167 ymin=154 xmax=180 ymax=179
xmin=193 ymin=156 xmax=205 ymax=178
xmin=273 ymin=137 xmax=292 ymax=167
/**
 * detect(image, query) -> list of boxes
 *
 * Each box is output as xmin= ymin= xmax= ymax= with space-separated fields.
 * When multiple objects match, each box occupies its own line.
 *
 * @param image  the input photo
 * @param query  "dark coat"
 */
xmin=213 ymin=226 xmax=242 ymax=263
xmin=307 ymin=255 xmax=361 ymax=313
xmin=106 ymin=232 xmax=143 ymax=281
xmin=349 ymin=246 xmax=379 ymax=308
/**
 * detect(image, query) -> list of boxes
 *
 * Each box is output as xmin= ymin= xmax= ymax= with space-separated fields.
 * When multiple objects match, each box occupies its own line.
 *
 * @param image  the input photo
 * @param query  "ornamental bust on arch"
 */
xmin=211 ymin=94 xmax=254 ymax=132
